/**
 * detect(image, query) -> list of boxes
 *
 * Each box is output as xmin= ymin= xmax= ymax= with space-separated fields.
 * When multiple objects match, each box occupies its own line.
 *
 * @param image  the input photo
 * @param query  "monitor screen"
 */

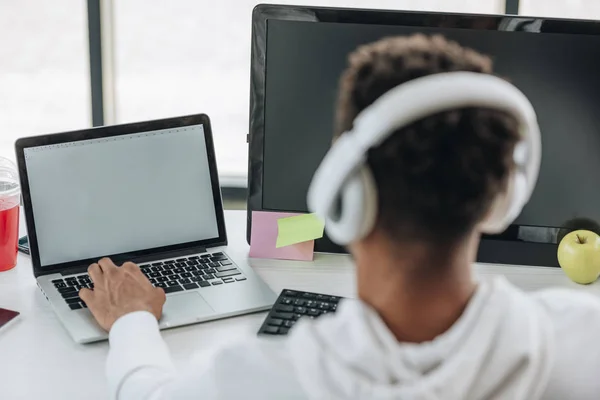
xmin=24 ymin=124 xmax=219 ymax=267
xmin=261 ymin=19 xmax=600 ymax=235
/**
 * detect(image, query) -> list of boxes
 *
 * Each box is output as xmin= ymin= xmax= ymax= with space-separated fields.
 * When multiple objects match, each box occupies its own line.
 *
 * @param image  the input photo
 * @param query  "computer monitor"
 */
xmin=247 ymin=4 xmax=600 ymax=267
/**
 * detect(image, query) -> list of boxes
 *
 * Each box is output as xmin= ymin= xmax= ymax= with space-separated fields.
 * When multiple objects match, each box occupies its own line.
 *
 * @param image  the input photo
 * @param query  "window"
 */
xmin=520 ymin=0 xmax=600 ymax=20
xmin=113 ymin=0 xmax=503 ymax=179
xmin=0 ymin=1 xmax=90 ymax=163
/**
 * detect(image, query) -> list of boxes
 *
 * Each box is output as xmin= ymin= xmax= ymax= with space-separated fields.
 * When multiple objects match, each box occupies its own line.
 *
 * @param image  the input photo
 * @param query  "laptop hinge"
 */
xmin=60 ymin=245 xmax=208 ymax=276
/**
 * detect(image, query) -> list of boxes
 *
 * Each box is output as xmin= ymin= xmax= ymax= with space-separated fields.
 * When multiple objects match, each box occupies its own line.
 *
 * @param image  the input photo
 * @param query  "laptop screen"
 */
xmin=23 ymin=124 xmax=219 ymax=267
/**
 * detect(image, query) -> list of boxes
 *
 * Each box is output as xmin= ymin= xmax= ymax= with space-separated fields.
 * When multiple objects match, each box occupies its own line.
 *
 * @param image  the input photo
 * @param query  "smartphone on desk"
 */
xmin=0 ymin=308 xmax=20 ymax=332
xmin=18 ymin=236 xmax=29 ymax=255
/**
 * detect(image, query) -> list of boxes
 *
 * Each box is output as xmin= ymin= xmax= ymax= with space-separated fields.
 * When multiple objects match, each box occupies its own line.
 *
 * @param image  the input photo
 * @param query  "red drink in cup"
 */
xmin=0 ymin=158 xmax=20 ymax=272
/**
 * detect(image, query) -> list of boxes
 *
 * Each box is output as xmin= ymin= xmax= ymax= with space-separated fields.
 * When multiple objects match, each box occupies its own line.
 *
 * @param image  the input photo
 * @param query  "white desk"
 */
xmin=1 ymin=210 xmax=599 ymax=399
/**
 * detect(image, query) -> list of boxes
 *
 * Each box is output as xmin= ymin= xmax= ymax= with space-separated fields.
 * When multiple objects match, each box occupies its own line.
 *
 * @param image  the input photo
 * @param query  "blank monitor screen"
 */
xmin=262 ymin=19 xmax=600 ymax=232
xmin=24 ymin=125 xmax=219 ymax=267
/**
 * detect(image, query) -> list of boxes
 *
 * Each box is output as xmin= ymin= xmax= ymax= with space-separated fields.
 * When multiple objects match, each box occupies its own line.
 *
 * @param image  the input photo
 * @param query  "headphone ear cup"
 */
xmin=324 ymin=166 xmax=378 ymax=245
xmin=480 ymin=171 xmax=527 ymax=234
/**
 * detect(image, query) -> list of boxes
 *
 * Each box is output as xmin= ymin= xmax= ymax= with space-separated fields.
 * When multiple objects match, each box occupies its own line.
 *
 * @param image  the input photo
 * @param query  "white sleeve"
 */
xmin=106 ymin=311 xmax=302 ymax=400
xmin=106 ymin=311 xmax=176 ymax=400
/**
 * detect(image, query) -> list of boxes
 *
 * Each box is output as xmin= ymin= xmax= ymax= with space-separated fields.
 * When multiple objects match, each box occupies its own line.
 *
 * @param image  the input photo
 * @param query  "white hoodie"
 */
xmin=107 ymin=277 xmax=600 ymax=400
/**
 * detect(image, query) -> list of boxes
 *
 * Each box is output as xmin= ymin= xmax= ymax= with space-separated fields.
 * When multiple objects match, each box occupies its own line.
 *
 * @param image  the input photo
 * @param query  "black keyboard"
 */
xmin=257 ymin=289 xmax=343 ymax=336
xmin=52 ymin=252 xmax=246 ymax=311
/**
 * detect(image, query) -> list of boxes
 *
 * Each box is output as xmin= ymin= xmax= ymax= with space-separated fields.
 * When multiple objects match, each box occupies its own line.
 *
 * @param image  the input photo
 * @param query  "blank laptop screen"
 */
xmin=24 ymin=124 xmax=219 ymax=267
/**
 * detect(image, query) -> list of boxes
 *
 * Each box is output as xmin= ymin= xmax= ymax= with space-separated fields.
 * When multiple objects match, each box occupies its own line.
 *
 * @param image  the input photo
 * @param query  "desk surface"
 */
xmin=1 ymin=210 xmax=599 ymax=399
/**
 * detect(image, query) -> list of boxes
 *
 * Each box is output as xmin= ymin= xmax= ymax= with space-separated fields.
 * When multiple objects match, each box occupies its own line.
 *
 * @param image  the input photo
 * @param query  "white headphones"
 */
xmin=307 ymin=72 xmax=542 ymax=245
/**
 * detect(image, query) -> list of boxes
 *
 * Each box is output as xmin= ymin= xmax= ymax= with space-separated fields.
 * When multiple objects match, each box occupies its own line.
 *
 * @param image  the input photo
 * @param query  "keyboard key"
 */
xmin=281 ymin=298 xmax=293 ymax=305
xmin=176 ymin=258 xmax=187 ymax=262
xmin=156 ymin=282 xmax=167 ymax=288
xmin=268 ymin=318 xmax=283 ymax=326
xmin=150 ymin=278 xmax=158 ymax=284
xmin=52 ymin=279 xmax=64 ymax=284
xmin=206 ymin=268 xmax=216 ymax=274
xmin=62 ymin=291 xmax=80 ymax=299
xmin=185 ymin=266 xmax=197 ymax=272
xmin=279 ymin=327 xmax=290 ymax=335
xmin=283 ymin=290 xmax=297 ymax=297
xmin=283 ymin=320 xmax=295 ymax=328
xmin=176 ymin=262 xmax=187 ymax=268
xmin=271 ymin=312 xmax=293 ymax=320
xmin=293 ymin=299 xmax=306 ymax=306
xmin=164 ymin=260 xmax=176 ymax=264
xmin=139 ymin=264 xmax=150 ymax=268
xmin=157 ymin=276 xmax=168 ymax=283
xmin=69 ymin=303 xmax=82 ymax=310
xmin=149 ymin=272 xmax=161 ymax=278
xmin=167 ymin=280 xmax=179 ymax=287
xmin=276 ymin=305 xmax=294 ymax=313
xmin=191 ymin=276 xmax=203 ymax=282
xmin=189 ymin=256 xmax=200 ymax=260
xmin=151 ymin=266 xmax=163 ymax=273
xmin=235 ymin=277 xmax=247 ymax=282
xmin=209 ymin=262 xmax=220 ymax=268
xmin=220 ymin=260 xmax=232 ymax=266
xmin=54 ymin=282 xmax=67 ymax=289
xmin=192 ymin=270 xmax=204 ymax=276
xmin=180 ymin=272 xmax=192 ymax=278
xmin=200 ymin=254 xmax=211 ymax=258
xmin=292 ymin=314 xmax=302 ymax=321
xmin=161 ymin=270 xmax=175 ymax=276
xmin=223 ymin=278 xmax=234 ymax=283
xmin=65 ymin=297 xmax=81 ymax=304
xmin=302 ymin=293 xmax=316 ymax=299
xmin=216 ymin=265 xmax=236 ymax=272
xmin=199 ymin=281 xmax=211 ymax=287
xmin=215 ymin=270 xmax=241 ymax=278
xmin=319 ymin=303 xmax=331 ymax=310
xmin=308 ymin=308 xmax=320 ymax=316
xmin=295 ymin=307 xmax=307 ymax=314
xmin=179 ymin=278 xmax=191 ymax=284
xmin=163 ymin=286 xmax=184 ymax=294
xmin=204 ymin=274 xmax=215 ymax=280
xmin=183 ymin=283 xmax=199 ymax=290
xmin=212 ymin=281 xmax=223 ymax=286
xmin=173 ymin=268 xmax=185 ymax=274
xmin=58 ymin=286 xmax=76 ymax=294
xmin=152 ymin=262 xmax=164 ymax=266
xmin=264 ymin=326 xmax=279 ymax=334
xmin=66 ymin=281 xmax=78 ymax=287
xmin=210 ymin=256 xmax=227 ymax=262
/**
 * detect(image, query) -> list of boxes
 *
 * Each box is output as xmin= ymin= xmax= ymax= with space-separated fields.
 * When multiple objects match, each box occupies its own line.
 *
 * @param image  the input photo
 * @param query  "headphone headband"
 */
xmin=308 ymin=72 xmax=542 ymax=244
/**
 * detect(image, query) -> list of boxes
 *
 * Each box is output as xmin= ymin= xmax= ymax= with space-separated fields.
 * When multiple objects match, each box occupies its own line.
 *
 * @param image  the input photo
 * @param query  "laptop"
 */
xmin=15 ymin=114 xmax=276 ymax=344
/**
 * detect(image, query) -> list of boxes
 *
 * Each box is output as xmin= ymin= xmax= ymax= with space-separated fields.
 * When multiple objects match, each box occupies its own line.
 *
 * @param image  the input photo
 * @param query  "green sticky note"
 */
xmin=276 ymin=213 xmax=325 ymax=248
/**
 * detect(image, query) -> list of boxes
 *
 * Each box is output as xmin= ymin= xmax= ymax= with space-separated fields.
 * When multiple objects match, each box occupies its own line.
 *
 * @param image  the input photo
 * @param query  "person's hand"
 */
xmin=79 ymin=258 xmax=166 ymax=332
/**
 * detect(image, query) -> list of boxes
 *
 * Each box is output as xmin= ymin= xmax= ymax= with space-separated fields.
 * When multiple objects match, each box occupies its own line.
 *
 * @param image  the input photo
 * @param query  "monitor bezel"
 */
xmin=247 ymin=4 xmax=600 ymax=266
xmin=16 ymin=113 xmax=228 ymax=277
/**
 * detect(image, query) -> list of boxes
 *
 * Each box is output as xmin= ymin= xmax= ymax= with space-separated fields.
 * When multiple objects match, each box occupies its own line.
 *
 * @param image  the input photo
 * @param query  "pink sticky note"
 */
xmin=249 ymin=211 xmax=315 ymax=261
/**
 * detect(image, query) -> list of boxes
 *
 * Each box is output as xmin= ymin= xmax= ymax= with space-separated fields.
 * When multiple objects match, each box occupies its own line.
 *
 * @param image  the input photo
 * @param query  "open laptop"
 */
xmin=15 ymin=114 xmax=276 ymax=344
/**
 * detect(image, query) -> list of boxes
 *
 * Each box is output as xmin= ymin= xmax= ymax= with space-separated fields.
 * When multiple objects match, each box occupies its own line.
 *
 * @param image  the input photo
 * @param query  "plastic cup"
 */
xmin=0 ymin=158 xmax=20 ymax=272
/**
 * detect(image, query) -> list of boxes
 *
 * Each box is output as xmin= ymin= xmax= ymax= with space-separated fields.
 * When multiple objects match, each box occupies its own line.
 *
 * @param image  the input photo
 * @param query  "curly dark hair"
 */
xmin=336 ymin=35 xmax=521 ymax=242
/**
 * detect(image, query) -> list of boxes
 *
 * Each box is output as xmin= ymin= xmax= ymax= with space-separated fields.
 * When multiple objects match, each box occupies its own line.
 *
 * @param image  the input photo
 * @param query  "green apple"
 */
xmin=557 ymin=230 xmax=600 ymax=284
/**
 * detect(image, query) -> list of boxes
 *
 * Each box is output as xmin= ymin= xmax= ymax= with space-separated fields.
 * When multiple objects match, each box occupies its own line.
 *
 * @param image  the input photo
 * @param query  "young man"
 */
xmin=81 ymin=35 xmax=600 ymax=399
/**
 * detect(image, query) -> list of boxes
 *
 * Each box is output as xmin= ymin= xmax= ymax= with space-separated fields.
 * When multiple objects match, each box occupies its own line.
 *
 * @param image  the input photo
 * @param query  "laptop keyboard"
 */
xmin=51 ymin=252 xmax=246 ymax=310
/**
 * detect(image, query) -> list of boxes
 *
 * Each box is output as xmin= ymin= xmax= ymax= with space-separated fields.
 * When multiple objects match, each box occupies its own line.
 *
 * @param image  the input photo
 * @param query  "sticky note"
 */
xmin=276 ymin=213 xmax=325 ymax=248
xmin=249 ymin=211 xmax=315 ymax=261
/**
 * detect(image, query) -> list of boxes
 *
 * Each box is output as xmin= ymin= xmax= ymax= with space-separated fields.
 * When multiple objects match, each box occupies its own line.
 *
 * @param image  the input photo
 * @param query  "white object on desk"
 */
xmin=0 ymin=210 xmax=598 ymax=399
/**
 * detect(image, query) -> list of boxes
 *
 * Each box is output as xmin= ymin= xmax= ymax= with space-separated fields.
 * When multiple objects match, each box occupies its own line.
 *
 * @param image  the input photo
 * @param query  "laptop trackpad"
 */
xmin=160 ymin=292 xmax=214 ymax=327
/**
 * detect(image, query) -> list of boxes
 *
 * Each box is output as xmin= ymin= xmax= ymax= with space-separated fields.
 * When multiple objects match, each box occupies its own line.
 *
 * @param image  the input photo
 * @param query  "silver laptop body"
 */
xmin=16 ymin=114 xmax=276 ymax=343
